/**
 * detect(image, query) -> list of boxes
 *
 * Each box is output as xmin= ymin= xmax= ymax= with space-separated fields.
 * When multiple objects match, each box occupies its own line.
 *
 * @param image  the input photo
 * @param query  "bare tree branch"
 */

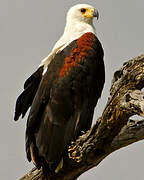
xmin=111 ymin=119 xmax=144 ymax=151
xmin=20 ymin=54 xmax=144 ymax=180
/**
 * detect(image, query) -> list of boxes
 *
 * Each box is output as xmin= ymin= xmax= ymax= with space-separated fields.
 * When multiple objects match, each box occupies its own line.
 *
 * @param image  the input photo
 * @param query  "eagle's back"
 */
xmin=25 ymin=32 xmax=105 ymax=171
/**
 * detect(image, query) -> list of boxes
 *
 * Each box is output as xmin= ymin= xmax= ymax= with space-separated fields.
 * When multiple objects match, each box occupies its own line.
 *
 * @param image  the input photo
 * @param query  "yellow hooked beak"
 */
xmin=83 ymin=8 xmax=99 ymax=19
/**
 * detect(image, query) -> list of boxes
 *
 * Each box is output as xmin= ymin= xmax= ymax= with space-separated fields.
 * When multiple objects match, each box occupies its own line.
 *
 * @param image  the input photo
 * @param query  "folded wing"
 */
xmin=25 ymin=32 xmax=105 ymax=171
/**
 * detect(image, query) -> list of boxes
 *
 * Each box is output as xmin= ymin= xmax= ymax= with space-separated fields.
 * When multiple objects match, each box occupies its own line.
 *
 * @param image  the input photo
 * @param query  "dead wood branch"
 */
xmin=20 ymin=54 xmax=144 ymax=180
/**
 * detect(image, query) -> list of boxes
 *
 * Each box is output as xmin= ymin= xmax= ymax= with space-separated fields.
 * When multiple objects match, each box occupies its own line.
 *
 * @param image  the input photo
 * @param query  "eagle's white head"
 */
xmin=66 ymin=4 xmax=99 ymax=25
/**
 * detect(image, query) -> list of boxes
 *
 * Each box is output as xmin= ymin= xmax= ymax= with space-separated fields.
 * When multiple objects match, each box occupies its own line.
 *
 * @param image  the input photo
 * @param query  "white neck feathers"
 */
xmin=40 ymin=4 xmax=97 ymax=74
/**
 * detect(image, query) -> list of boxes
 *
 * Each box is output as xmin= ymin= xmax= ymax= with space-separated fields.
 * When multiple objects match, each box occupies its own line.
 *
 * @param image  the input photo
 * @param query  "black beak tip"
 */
xmin=93 ymin=10 xmax=99 ymax=20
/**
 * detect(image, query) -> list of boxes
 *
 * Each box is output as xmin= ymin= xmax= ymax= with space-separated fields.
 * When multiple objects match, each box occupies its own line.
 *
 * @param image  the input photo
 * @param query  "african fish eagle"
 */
xmin=14 ymin=4 xmax=105 ymax=173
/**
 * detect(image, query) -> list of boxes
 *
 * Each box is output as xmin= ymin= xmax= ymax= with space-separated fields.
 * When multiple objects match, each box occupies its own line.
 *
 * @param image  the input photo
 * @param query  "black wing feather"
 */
xmin=14 ymin=66 xmax=43 ymax=120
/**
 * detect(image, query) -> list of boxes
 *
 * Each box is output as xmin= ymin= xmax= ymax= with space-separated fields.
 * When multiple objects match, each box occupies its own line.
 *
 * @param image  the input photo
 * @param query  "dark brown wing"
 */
xmin=25 ymin=32 xmax=105 ymax=171
xmin=14 ymin=66 xmax=43 ymax=120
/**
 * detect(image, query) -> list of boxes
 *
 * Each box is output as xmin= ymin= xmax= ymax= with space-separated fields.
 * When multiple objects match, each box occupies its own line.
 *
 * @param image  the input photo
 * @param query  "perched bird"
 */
xmin=14 ymin=4 xmax=105 ymax=173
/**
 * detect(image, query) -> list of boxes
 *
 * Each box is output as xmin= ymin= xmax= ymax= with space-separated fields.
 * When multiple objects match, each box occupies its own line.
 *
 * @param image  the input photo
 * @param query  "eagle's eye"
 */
xmin=81 ymin=8 xmax=86 ymax=13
